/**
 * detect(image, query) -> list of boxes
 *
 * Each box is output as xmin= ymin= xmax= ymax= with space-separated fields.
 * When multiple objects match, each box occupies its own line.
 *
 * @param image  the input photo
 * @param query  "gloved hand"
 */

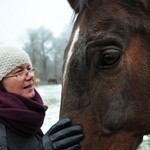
xmin=42 ymin=118 xmax=84 ymax=150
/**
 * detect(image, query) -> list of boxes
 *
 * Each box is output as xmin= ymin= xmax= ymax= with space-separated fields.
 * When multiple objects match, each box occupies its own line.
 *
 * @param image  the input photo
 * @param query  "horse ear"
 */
xmin=67 ymin=0 xmax=80 ymax=13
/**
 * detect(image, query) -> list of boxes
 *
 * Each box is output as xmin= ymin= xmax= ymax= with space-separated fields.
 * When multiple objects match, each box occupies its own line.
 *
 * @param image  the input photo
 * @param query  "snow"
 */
xmin=36 ymin=84 xmax=61 ymax=133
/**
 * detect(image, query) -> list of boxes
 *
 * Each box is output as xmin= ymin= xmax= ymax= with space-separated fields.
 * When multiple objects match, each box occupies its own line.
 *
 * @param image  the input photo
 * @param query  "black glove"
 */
xmin=42 ymin=118 xmax=84 ymax=150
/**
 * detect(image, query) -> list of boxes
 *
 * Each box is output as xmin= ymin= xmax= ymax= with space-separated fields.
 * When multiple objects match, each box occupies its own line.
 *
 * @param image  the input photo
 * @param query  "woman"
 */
xmin=0 ymin=45 xmax=84 ymax=150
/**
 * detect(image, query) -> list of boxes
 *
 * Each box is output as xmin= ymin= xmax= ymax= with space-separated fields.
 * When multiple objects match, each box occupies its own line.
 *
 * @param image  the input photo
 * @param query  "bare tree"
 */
xmin=22 ymin=25 xmax=71 ymax=84
xmin=23 ymin=27 xmax=54 ymax=82
xmin=49 ymin=24 xmax=72 ymax=83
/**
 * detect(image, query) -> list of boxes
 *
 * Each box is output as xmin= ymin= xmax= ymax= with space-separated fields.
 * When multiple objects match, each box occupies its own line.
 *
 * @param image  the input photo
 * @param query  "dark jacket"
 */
xmin=0 ymin=123 xmax=44 ymax=150
xmin=0 ymin=92 xmax=84 ymax=150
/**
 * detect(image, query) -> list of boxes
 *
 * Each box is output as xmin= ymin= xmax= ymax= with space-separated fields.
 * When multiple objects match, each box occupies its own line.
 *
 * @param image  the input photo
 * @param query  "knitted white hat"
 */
xmin=0 ymin=45 xmax=32 ymax=81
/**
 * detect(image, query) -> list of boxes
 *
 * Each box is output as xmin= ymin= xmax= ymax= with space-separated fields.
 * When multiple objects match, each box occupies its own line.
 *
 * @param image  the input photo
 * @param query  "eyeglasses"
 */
xmin=5 ymin=68 xmax=36 ymax=78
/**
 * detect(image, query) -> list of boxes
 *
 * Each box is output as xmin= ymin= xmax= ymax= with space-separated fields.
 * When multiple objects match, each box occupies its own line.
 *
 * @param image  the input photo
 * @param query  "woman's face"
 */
xmin=2 ymin=64 xmax=35 ymax=99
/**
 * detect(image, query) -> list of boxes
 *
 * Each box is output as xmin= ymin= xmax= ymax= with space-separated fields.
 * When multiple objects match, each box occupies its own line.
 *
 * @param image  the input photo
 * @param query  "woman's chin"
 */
xmin=23 ymin=88 xmax=35 ymax=99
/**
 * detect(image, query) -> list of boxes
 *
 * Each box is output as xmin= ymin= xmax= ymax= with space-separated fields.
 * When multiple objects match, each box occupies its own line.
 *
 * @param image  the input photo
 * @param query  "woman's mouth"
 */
xmin=23 ymin=84 xmax=33 ymax=89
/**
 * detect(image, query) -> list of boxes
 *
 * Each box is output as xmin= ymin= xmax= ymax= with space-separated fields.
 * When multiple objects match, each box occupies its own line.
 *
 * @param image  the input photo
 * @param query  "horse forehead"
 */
xmin=63 ymin=27 xmax=80 ymax=83
xmin=75 ymin=0 xmax=150 ymax=18
xmin=72 ymin=0 xmax=149 ymax=37
xmin=76 ymin=2 xmax=127 ymax=28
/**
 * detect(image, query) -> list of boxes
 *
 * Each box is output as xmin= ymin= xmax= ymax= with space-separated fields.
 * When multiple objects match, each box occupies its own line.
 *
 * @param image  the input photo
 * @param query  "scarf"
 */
xmin=0 ymin=89 xmax=47 ymax=136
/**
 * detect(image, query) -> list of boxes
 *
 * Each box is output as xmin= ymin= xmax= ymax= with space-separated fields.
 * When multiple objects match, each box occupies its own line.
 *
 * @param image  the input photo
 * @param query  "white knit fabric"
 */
xmin=0 ymin=45 xmax=32 ymax=81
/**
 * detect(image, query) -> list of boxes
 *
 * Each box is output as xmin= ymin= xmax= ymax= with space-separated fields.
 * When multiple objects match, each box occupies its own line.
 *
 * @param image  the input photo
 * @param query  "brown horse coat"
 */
xmin=60 ymin=0 xmax=150 ymax=149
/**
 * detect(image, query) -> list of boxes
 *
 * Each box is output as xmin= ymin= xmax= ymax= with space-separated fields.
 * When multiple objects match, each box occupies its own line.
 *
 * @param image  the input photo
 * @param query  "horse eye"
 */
xmin=100 ymin=50 xmax=122 ymax=69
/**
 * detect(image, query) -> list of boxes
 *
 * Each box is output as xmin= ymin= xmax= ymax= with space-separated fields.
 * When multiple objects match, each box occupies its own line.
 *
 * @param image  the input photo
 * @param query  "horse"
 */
xmin=59 ymin=0 xmax=150 ymax=149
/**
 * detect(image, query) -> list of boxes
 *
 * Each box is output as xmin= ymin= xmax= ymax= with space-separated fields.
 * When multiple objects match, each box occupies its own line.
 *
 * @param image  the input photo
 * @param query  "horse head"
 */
xmin=60 ymin=0 xmax=150 ymax=149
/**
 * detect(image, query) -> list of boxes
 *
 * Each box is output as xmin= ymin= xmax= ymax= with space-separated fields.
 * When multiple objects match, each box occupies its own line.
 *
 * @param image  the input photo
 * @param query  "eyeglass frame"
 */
xmin=4 ymin=68 xmax=36 ymax=78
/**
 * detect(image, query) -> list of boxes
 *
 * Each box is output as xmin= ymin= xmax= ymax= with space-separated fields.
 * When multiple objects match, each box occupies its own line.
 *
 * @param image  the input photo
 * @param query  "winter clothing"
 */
xmin=0 ymin=124 xmax=44 ymax=150
xmin=0 ymin=91 xmax=84 ymax=150
xmin=0 ymin=45 xmax=32 ymax=81
xmin=0 ymin=118 xmax=84 ymax=150
xmin=0 ymin=89 xmax=47 ymax=136
xmin=42 ymin=118 xmax=84 ymax=150
xmin=0 ymin=124 xmax=7 ymax=150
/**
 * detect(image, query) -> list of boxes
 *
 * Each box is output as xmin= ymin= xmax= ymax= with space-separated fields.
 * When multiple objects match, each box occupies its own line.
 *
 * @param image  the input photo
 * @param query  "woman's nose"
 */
xmin=25 ymin=69 xmax=35 ymax=76
xmin=25 ymin=70 xmax=35 ymax=80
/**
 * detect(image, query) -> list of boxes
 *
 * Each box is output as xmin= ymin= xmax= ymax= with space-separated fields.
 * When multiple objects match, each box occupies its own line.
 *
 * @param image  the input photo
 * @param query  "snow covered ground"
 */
xmin=36 ymin=84 xmax=61 ymax=133
xmin=36 ymin=84 xmax=150 ymax=150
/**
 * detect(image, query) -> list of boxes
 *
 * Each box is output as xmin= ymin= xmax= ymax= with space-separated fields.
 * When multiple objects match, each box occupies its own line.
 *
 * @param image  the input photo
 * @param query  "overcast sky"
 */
xmin=0 ymin=0 xmax=73 ymax=47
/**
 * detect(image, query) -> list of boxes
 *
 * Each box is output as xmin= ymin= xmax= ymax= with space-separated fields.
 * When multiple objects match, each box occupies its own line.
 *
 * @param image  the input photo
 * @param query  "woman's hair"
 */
xmin=0 ymin=81 xmax=7 ymax=92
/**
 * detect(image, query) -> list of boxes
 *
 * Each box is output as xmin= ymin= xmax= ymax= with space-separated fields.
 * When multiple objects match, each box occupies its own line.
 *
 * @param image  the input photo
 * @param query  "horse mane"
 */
xmin=71 ymin=0 xmax=149 ymax=13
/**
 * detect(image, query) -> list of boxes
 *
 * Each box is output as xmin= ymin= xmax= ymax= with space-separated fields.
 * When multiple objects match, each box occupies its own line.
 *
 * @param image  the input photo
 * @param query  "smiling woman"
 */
xmin=0 ymin=46 xmax=35 ymax=98
xmin=2 ymin=64 xmax=36 ymax=99
xmin=0 ymin=45 xmax=84 ymax=150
